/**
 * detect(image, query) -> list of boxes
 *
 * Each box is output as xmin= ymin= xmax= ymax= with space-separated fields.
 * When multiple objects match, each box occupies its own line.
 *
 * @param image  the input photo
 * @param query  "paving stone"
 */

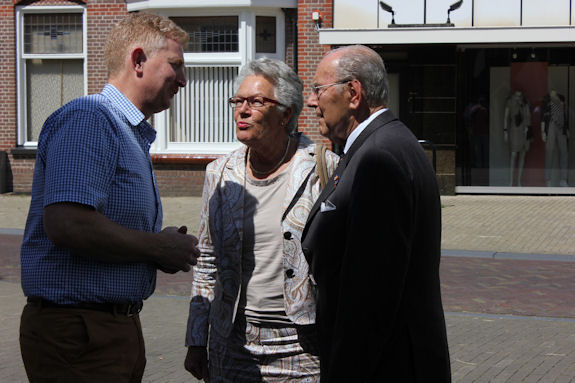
xmin=1 ymin=194 xmax=575 ymax=381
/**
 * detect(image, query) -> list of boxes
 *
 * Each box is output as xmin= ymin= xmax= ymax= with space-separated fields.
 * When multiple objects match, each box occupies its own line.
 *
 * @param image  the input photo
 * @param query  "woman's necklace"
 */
xmin=248 ymin=136 xmax=291 ymax=176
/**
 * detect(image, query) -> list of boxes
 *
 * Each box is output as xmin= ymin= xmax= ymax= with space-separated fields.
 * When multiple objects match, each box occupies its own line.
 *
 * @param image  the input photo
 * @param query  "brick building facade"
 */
xmin=0 ymin=0 xmax=335 ymax=196
xmin=1 ymin=0 xmax=129 ymax=194
xmin=7 ymin=0 xmax=569 ymax=196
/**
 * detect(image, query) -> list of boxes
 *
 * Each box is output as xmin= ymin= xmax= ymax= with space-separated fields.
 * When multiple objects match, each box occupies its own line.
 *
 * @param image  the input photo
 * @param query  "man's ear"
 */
xmin=348 ymin=79 xmax=362 ymax=109
xmin=131 ymin=47 xmax=146 ymax=77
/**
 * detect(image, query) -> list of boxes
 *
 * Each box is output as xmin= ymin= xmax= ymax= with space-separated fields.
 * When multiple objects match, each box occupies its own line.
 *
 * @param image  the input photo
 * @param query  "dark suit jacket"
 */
xmin=302 ymin=110 xmax=451 ymax=382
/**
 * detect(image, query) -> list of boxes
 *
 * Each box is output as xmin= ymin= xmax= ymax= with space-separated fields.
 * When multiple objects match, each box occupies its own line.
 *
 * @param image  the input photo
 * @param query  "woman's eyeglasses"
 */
xmin=228 ymin=96 xmax=284 ymax=109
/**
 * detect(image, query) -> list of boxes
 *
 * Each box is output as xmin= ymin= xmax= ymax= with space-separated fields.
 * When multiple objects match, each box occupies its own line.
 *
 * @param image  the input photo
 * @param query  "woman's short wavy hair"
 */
xmin=234 ymin=58 xmax=303 ymax=134
xmin=330 ymin=45 xmax=389 ymax=108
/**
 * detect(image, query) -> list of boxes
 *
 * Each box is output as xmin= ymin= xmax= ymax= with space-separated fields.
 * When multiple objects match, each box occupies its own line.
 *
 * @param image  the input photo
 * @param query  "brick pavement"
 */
xmin=2 ymin=194 xmax=575 ymax=381
xmin=4 ymin=233 xmax=575 ymax=317
xmin=447 ymin=314 xmax=575 ymax=382
xmin=441 ymin=195 xmax=575 ymax=256
xmin=441 ymin=257 xmax=575 ymax=318
xmin=3 ymin=271 xmax=575 ymax=382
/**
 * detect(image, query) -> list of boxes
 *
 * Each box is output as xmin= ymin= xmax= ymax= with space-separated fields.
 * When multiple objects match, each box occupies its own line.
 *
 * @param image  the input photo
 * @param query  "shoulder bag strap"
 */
xmin=316 ymin=144 xmax=329 ymax=190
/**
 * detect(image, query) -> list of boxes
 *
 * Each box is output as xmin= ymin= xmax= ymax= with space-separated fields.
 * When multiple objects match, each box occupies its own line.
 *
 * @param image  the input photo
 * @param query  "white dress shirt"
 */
xmin=343 ymin=108 xmax=388 ymax=154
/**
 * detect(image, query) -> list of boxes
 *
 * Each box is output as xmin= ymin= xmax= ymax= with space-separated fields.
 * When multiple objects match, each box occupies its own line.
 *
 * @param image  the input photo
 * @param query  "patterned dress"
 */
xmin=186 ymin=134 xmax=339 ymax=382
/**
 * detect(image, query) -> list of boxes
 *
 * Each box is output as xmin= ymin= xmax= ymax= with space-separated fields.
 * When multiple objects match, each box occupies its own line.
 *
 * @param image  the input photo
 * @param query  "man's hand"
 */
xmin=185 ymin=346 xmax=209 ymax=382
xmin=43 ymin=203 xmax=200 ymax=270
xmin=154 ymin=226 xmax=200 ymax=274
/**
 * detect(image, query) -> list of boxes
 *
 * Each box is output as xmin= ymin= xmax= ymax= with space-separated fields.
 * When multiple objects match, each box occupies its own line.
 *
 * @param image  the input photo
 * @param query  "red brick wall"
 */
xmin=0 ymin=1 xmax=16 ymax=153
xmin=86 ymin=0 xmax=127 ymax=94
xmin=296 ymin=0 xmax=333 ymax=147
xmin=284 ymin=8 xmax=296 ymax=70
xmin=1 ymin=1 xmax=21 ymax=192
xmin=10 ymin=155 xmax=34 ymax=193
xmin=155 ymin=164 xmax=206 ymax=197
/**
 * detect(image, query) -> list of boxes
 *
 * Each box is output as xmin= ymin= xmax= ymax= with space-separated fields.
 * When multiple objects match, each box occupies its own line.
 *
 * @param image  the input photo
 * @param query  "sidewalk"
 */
xmin=1 ymin=194 xmax=575 ymax=382
xmin=3 ymin=194 xmax=575 ymax=256
xmin=440 ymin=195 xmax=575 ymax=256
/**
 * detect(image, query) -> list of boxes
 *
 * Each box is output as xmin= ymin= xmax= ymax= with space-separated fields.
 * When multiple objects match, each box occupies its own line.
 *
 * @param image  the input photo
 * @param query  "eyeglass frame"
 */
xmin=228 ymin=96 xmax=285 ymax=109
xmin=311 ymin=79 xmax=352 ymax=97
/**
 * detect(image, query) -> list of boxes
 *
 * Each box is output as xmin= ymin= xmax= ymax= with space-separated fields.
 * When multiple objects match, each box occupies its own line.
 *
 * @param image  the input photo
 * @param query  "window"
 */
xmin=457 ymin=47 xmax=575 ymax=190
xmin=153 ymin=11 xmax=285 ymax=155
xmin=23 ymin=13 xmax=83 ymax=54
xmin=25 ymin=59 xmax=84 ymax=144
xmin=172 ymin=16 xmax=239 ymax=53
xmin=256 ymin=16 xmax=276 ymax=53
xmin=170 ymin=66 xmax=238 ymax=143
xmin=17 ymin=7 xmax=86 ymax=146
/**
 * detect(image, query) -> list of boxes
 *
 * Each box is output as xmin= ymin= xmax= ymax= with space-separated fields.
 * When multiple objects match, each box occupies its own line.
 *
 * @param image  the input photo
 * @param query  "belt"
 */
xmin=27 ymin=297 xmax=143 ymax=317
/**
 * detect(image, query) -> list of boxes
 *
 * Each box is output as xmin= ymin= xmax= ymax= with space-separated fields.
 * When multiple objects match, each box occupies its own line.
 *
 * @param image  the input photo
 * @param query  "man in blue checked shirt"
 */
xmin=19 ymin=13 xmax=199 ymax=383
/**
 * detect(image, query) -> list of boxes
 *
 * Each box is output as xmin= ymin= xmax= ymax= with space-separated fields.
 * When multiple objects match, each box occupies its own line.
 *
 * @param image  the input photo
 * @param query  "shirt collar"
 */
xmin=101 ymin=84 xmax=156 ymax=144
xmin=343 ymin=108 xmax=387 ymax=154
xmin=101 ymin=84 xmax=147 ymax=127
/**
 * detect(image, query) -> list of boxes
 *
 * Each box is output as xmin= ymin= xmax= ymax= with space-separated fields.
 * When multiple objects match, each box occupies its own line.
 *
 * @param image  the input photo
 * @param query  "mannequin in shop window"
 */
xmin=468 ymin=95 xmax=489 ymax=169
xmin=541 ymin=90 xmax=569 ymax=187
xmin=504 ymin=90 xmax=531 ymax=186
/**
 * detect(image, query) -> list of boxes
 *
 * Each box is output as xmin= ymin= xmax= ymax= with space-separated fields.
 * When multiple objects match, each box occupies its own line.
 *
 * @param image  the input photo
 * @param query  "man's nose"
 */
xmin=177 ymin=69 xmax=187 ymax=87
xmin=307 ymin=91 xmax=318 ymax=107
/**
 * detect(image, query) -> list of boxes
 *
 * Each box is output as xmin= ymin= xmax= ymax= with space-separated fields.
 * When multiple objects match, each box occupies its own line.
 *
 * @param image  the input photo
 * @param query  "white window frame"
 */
xmin=16 ymin=5 xmax=87 ymax=147
xmin=152 ymin=8 xmax=285 ymax=154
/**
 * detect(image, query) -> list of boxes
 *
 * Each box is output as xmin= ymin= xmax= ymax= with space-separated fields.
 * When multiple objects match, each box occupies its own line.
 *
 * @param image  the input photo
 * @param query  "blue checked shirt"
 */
xmin=21 ymin=84 xmax=163 ymax=304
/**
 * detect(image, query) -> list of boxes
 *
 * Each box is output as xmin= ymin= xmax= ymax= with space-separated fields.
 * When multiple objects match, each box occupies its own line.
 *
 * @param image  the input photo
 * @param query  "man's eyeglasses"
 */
xmin=311 ymin=80 xmax=351 ymax=97
xmin=228 ymin=96 xmax=284 ymax=109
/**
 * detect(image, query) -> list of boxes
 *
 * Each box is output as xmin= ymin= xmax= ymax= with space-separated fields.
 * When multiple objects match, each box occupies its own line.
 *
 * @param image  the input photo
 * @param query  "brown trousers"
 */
xmin=19 ymin=303 xmax=146 ymax=383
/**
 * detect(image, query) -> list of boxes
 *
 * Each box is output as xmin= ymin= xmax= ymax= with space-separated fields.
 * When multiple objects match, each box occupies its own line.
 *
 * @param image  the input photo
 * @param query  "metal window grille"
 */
xmin=23 ymin=13 xmax=83 ymax=54
xmin=169 ymin=66 xmax=238 ymax=143
xmin=171 ymin=17 xmax=239 ymax=53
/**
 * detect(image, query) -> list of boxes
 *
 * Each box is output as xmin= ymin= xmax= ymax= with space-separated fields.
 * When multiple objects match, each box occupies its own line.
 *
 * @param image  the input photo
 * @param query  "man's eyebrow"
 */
xmin=169 ymin=57 xmax=185 ymax=65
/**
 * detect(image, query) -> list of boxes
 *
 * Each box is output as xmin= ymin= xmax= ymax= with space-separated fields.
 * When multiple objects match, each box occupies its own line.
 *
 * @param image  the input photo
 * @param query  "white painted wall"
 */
xmin=474 ymin=0 xmax=521 ymax=26
xmin=523 ymin=0 xmax=570 ymax=26
xmin=335 ymin=0 xmax=574 ymax=29
xmin=334 ymin=0 xmax=378 ymax=28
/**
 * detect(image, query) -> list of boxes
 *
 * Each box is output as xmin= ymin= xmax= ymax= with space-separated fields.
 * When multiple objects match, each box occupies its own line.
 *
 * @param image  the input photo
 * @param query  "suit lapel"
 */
xmin=303 ymin=110 xmax=398 ymax=238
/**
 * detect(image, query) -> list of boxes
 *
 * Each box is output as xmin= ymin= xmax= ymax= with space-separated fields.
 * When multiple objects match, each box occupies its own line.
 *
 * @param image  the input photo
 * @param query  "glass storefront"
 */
xmin=458 ymin=47 xmax=575 ymax=190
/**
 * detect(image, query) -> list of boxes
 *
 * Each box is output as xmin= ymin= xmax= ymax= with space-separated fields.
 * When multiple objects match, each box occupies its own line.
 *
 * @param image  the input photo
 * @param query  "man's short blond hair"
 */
xmin=104 ymin=13 xmax=188 ymax=78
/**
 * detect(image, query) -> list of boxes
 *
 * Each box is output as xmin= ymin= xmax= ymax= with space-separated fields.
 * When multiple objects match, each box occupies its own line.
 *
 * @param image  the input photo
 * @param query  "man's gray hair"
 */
xmin=234 ymin=58 xmax=303 ymax=134
xmin=331 ymin=45 xmax=389 ymax=108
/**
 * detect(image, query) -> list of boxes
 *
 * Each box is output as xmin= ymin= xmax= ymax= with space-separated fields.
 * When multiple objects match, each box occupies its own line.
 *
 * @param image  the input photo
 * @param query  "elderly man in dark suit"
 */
xmin=302 ymin=45 xmax=451 ymax=382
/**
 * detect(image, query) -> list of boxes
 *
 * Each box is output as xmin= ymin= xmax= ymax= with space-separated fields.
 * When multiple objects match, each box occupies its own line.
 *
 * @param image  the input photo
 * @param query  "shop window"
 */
xmin=17 ymin=9 xmax=85 ymax=146
xmin=458 ymin=47 xmax=575 ymax=189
